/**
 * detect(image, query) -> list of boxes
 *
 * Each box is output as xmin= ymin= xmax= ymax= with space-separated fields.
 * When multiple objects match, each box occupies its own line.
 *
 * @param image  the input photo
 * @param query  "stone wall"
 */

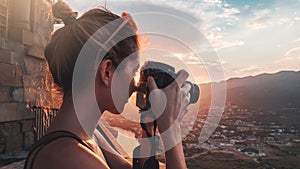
xmin=0 ymin=0 xmax=56 ymax=155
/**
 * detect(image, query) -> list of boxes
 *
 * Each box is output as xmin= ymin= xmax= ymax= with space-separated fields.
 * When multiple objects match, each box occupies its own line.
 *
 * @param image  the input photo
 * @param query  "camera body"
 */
xmin=135 ymin=61 xmax=200 ymax=111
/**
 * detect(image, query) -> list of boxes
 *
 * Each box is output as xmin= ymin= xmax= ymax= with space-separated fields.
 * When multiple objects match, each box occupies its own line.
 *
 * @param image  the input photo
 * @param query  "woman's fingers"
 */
xmin=181 ymin=82 xmax=191 ymax=94
xmin=147 ymin=76 xmax=158 ymax=91
xmin=172 ymin=70 xmax=189 ymax=88
xmin=178 ymin=82 xmax=191 ymax=121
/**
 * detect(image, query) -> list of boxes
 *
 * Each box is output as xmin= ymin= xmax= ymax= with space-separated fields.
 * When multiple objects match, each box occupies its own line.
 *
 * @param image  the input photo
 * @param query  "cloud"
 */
xmin=216 ymin=7 xmax=240 ymax=21
xmin=65 ymin=0 xmax=243 ymax=51
xmin=133 ymin=0 xmax=242 ymax=50
xmin=292 ymin=37 xmax=300 ymax=43
xmin=239 ymin=64 xmax=262 ymax=75
xmin=168 ymin=52 xmax=203 ymax=65
xmin=285 ymin=47 xmax=300 ymax=59
xmin=246 ymin=9 xmax=291 ymax=29
xmin=206 ymin=30 xmax=244 ymax=50
xmin=213 ymin=40 xmax=244 ymax=50
xmin=222 ymin=46 xmax=300 ymax=78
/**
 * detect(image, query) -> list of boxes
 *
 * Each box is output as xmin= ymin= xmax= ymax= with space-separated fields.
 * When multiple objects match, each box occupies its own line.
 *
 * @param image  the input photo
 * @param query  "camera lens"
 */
xmin=187 ymin=81 xmax=200 ymax=104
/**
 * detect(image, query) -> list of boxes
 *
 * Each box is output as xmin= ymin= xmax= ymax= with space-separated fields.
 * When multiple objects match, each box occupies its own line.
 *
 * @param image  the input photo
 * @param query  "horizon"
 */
xmin=199 ymin=69 xmax=300 ymax=85
xmin=62 ymin=0 xmax=300 ymax=84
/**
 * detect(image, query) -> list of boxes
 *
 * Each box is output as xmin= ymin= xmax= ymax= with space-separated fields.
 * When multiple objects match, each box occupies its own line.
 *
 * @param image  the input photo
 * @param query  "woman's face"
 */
xmin=110 ymin=56 xmax=140 ymax=114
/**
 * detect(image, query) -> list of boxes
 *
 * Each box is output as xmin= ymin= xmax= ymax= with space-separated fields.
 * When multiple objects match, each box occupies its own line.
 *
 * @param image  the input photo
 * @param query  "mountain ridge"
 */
xmin=199 ymin=70 xmax=300 ymax=110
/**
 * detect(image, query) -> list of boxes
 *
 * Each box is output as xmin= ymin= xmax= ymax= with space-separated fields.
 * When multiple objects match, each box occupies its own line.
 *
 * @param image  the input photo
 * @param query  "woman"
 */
xmin=24 ymin=1 xmax=191 ymax=169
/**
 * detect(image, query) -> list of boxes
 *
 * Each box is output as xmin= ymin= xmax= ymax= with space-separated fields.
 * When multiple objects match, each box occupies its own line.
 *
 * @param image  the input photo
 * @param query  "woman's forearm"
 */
xmin=165 ymin=142 xmax=187 ymax=169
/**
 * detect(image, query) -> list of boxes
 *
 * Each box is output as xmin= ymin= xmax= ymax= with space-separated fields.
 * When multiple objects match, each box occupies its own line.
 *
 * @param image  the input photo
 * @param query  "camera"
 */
xmin=135 ymin=61 xmax=200 ymax=111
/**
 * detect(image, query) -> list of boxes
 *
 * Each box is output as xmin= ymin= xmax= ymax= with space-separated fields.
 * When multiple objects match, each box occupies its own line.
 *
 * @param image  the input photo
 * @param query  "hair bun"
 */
xmin=52 ymin=1 xmax=78 ymax=25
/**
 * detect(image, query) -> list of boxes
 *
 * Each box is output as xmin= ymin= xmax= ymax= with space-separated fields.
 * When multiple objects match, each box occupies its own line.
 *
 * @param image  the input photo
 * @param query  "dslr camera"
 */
xmin=135 ymin=61 xmax=200 ymax=111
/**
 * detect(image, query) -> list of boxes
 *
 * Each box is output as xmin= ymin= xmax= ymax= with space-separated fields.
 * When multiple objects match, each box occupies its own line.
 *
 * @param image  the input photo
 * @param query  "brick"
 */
xmin=0 ymin=63 xmax=23 ymax=87
xmin=0 ymin=85 xmax=12 ymax=102
xmin=12 ymin=87 xmax=24 ymax=102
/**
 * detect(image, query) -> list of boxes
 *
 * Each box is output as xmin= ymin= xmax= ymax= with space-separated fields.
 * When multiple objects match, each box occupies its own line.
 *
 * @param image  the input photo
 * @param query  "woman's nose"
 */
xmin=129 ymin=78 xmax=137 ymax=96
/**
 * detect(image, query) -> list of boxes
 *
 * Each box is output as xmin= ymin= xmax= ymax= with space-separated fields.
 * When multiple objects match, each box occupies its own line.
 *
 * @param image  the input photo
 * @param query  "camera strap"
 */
xmin=132 ymin=112 xmax=160 ymax=169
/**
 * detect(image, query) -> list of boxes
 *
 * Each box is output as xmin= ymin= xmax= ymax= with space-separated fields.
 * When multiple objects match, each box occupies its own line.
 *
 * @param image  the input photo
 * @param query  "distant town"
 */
xmin=104 ymin=103 xmax=300 ymax=169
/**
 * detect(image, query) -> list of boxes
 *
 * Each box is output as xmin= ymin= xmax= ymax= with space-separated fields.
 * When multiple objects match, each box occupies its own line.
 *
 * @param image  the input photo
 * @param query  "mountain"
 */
xmin=199 ymin=71 xmax=300 ymax=111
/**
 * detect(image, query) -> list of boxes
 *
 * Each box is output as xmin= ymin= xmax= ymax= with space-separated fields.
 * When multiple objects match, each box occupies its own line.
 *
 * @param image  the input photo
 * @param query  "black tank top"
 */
xmin=24 ymin=130 xmax=94 ymax=169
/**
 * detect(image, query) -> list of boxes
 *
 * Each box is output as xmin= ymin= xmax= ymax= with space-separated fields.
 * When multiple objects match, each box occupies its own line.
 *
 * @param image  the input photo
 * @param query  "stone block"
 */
xmin=0 ymin=124 xmax=8 ymax=153
xmin=0 ymin=136 xmax=4 ymax=153
xmin=0 ymin=38 xmax=7 ymax=49
xmin=7 ymin=41 xmax=26 ymax=55
xmin=3 ymin=121 xmax=20 ymax=136
xmin=8 ymin=28 xmax=23 ymax=43
xmin=0 ymin=103 xmax=19 ymax=122
xmin=33 ymin=33 xmax=41 ymax=47
xmin=24 ymin=56 xmax=46 ymax=74
xmin=0 ymin=49 xmax=13 ymax=64
xmin=0 ymin=85 xmax=12 ymax=102
xmin=18 ymin=103 xmax=35 ymax=120
xmin=23 ymin=131 xmax=34 ymax=149
xmin=23 ymin=75 xmax=37 ymax=88
xmin=21 ymin=120 xmax=33 ymax=133
xmin=0 ymin=103 xmax=34 ymax=122
xmin=0 ymin=63 xmax=23 ymax=87
xmin=12 ymin=87 xmax=24 ymax=102
xmin=0 ymin=124 xmax=9 ymax=137
xmin=23 ymin=86 xmax=38 ymax=105
xmin=22 ymin=29 xmax=34 ymax=46
xmin=5 ymin=133 xmax=23 ymax=154
xmin=28 ymin=47 xmax=45 ymax=59
xmin=11 ymin=51 xmax=25 ymax=65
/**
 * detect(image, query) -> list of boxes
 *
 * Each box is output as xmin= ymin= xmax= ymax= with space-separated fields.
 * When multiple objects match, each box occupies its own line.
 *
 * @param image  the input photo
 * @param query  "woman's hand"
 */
xmin=146 ymin=70 xmax=190 ymax=169
xmin=147 ymin=70 xmax=191 ymax=133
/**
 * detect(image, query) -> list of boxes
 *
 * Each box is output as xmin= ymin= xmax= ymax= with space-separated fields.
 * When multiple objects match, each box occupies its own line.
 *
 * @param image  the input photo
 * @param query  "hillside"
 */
xmin=200 ymin=70 xmax=300 ymax=110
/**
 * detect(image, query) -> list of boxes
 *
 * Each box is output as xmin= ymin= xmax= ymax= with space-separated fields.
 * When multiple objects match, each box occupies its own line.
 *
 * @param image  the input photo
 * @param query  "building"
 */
xmin=0 ymin=0 xmax=56 ymax=155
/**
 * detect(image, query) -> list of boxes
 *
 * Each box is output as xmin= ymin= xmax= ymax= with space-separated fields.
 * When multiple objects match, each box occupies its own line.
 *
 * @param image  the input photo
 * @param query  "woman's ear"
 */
xmin=98 ymin=59 xmax=115 ymax=87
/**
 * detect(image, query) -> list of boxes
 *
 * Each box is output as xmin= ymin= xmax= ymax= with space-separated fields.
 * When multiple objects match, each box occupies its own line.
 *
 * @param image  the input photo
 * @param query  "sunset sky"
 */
xmin=62 ymin=0 xmax=300 ymax=83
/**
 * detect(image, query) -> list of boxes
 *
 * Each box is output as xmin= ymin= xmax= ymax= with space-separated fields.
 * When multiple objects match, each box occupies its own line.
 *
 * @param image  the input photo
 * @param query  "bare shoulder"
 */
xmin=33 ymin=137 xmax=109 ymax=169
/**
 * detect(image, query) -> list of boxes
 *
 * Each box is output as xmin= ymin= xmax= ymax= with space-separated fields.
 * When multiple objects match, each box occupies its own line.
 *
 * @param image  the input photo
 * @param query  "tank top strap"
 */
xmin=24 ymin=130 xmax=94 ymax=169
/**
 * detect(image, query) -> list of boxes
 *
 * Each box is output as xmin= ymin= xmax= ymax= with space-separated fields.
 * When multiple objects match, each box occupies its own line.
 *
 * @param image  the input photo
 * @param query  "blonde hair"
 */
xmin=46 ymin=2 xmax=139 ymax=92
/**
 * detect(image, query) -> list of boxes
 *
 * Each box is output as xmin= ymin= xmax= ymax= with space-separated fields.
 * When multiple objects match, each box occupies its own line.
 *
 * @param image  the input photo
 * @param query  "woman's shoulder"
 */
xmin=32 ymin=136 xmax=109 ymax=169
